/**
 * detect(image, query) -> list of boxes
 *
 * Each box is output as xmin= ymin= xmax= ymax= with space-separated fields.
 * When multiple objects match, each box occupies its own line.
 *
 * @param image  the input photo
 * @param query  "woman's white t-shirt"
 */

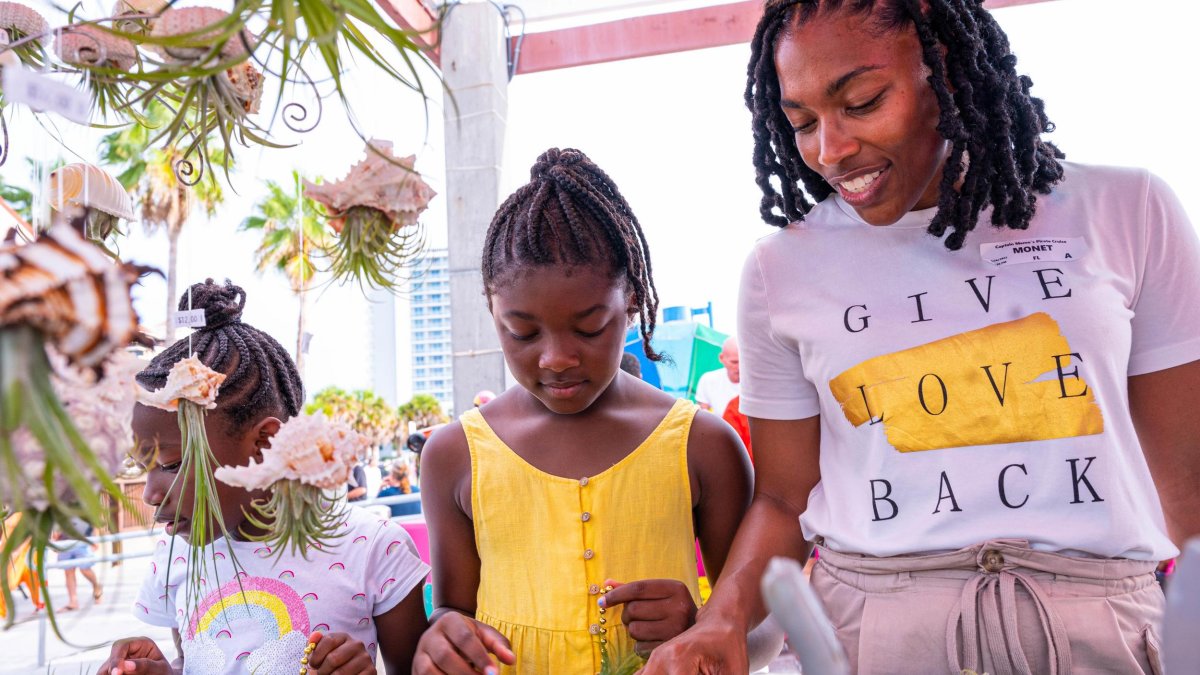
xmin=738 ymin=162 xmax=1200 ymax=561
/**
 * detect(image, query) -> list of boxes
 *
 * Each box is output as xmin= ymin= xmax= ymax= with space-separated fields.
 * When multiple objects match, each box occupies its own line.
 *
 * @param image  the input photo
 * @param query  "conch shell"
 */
xmin=56 ymin=24 xmax=138 ymax=71
xmin=0 ymin=2 xmax=48 ymax=42
xmin=137 ymin=354 xmax=225 ymax=411
xmin=218 ymin=60 xmax=263 ymax=114
xmin=303 ymin=140 xmax=436 ymax=232
xmin=215 ymin=413 xmax=367 ymax=491
xmin=148 ymin=7 xmax=254 ymax=63
xmin=0 ymin=224 xmax=140 ymax=366
xmin=48 ymin=163 xmax=137 ymax=221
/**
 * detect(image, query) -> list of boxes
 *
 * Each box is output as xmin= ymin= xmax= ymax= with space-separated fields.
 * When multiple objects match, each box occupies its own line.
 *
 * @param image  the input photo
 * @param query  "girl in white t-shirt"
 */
xmin=645 ymin=2 xmax=1200 ymax=674
xmin=99 ymin=280 xmax=429 ymax=675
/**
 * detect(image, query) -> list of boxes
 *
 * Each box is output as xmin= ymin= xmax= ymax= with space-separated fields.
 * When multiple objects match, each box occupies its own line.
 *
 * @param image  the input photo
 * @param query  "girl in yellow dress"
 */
xmin=412 ymin=148 xmax=758 ymax=675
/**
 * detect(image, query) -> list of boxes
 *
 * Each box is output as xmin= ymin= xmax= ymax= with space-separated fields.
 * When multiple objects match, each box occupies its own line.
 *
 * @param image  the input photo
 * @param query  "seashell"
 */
xmin=148 ymin=7 xmax=254 ymax=63
xmin=48 ymin=163 xmax=137 ymax=221
xmin=0 ymin=224 xmax=140 ymax=366
xmin=110 ymin=0 xmax=167 ymax=34
xmin=137 ymin=354 xmax=226 ymax=411
xmin=218 ymin=60 xmax=262 ymax=114
xmin=304 ymin=140 xmax=437 ymax=232
xmin=0 ymin=2 xmax=48 ymax=41
xmin=56 ymin=24 xmax=138 ymax=71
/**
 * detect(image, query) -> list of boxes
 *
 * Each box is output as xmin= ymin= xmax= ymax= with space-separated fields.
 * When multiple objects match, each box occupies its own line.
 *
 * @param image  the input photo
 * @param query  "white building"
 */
xmin=409 ymin=248 xmax=454 ymax=415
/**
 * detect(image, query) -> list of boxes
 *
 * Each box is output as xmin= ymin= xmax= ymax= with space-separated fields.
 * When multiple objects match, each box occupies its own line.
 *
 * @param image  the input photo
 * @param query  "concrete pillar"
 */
xmin=442 ymin=2 xmax=509 ymax=416
xmin=368 ymin=286 xmax=398 ymax=405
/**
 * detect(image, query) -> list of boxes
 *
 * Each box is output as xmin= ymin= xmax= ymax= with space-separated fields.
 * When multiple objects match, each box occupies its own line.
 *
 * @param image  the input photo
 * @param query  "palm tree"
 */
xmin=239 ymin=171 xmax=330 ymax=378
xmin=398 ymin=393 xmax=447 ymax=432
xmin=99 ymin=102 xmax=227 ymax=342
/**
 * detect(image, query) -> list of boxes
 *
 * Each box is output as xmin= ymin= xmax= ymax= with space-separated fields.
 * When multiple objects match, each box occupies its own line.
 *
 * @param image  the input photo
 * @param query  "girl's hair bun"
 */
xmin=529 ymin=147 xmax=586 ymax=181
xmin=177 ymin=278 xmax=245 ymax=330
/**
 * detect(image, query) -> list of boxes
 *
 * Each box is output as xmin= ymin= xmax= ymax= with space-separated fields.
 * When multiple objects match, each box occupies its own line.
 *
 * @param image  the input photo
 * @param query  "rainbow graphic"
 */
xmin=386 ymin=541 xmax=405 ymax=556
xmin=351 ymin=593 xmax=367 ymax=602
xmin=301 ymin=593 xmax=319 ymax=602
xmin=313 ymin=623 xmax=331 ymax=632
xmin=186 ymin=576 xmax=311 ymax=644
xmin=353 ymin=535 xmax=369 ymax=544
xmin=278 ymin=570 xmax=295 ymax=579
xmin=328 ymin=562 xmax=345 ymax=571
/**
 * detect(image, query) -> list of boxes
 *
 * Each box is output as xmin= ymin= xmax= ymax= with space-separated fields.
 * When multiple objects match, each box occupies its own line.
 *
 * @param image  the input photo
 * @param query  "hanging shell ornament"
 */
xmin=304 ymin=140 xmax=436 ymax=289
xmin=111 ymin=0 xmax=168 ymax=33
xmin=56 ymin=24 xmax=138 ymax=71
xmin=47 ymin=163 xmax=136 ymax=246
xmin=219 ymin=60 xmax=263 ymax=115
xmin=0 ymin=2 xmax=49 ymax=67
xmin=0 ymin=222 xmax=140 ymax=366
xmin=148 ymin=7 xmax=253 ymax=64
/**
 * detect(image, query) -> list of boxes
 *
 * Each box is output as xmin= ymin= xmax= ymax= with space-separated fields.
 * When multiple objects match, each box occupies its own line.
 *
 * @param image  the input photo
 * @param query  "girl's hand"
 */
xmin=305 ymin=631 xmax=376 ymax=675
xmin=96 ymin=637 xmax=174 ymax=675
xmin=599 ymin=579 xmax=698 ymax=657
xmin=413 ymin=609 xmax=515 ymax=675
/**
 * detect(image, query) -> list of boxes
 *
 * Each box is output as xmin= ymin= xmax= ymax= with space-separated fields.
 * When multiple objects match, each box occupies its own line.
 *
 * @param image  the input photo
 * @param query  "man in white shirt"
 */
xmin=695 ymin=337 xmax=740 ymax=414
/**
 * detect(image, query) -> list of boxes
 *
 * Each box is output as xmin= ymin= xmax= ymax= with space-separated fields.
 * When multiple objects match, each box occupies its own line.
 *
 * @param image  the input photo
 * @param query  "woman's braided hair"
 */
xmin=747 ymin=0 xmax=1065 ymax=250
xmin=136 ymin=279 xmax=304 ymax=432
xmin=481 ymin=148 xmax=663 ymax=360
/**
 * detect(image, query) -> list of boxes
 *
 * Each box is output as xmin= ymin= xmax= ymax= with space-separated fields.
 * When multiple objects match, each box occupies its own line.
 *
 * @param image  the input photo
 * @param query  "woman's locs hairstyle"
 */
xmin=136 ymin=279 xmax=305 ymax=432
xmin=481 ymin=147 xmax=664 ymax=361
xmin=747 ymin=0 xmax=1066 ymax=250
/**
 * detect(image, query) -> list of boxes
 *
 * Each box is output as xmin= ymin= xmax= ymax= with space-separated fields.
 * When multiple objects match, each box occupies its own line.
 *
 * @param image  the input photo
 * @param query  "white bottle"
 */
xmin=1164 ymin=537 xmax=1200 ymax=674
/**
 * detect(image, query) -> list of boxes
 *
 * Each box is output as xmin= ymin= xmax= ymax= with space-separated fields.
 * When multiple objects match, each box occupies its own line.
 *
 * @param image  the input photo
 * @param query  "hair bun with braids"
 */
xmin=529 ymin=148 xmax=586 ymax=181
xmin=178 ymin=279 xmax=245 ymax=330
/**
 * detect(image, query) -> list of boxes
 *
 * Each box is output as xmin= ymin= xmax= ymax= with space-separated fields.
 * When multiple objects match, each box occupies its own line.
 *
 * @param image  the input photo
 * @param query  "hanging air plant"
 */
xmin=0 ymin=1 xmax=48 ymax=67
xmin=304 ymin=140 xmax=436 ymax=289
xmin=136 ymin=354 xmax=244 ymax=614
xmin=0 ymin=223 xmax=141 ymax=632
xmin=55 ymin=23 xmax=140 ymax=114
xmin=47 ymin=162 xmax=137 ymax=250
xmin=214 ymin=412 xmax=367 ymax=560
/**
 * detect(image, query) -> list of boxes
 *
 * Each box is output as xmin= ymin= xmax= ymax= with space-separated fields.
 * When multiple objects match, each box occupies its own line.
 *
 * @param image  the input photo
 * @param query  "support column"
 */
xmin=443 ymin=2 xmax=508 ymax=416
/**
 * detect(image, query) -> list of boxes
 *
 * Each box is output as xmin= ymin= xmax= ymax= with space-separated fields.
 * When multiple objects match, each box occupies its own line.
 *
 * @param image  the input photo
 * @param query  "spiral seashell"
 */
xmin=148 ymin=7 xmax=254 ymax=63
xmin=219 ymin=60 xmax=263 ymax=114
xmin=0 ymin=1 xmax=48 ymax=41
xmin=0 ymin=224 xmax=140 ymax=366
xmin=56 ymin=24 xmax=138 ymax=71
xmin=304 ymin=140 xmax=437 ymax=232
xmin=47 ymin=163 xmax=137 ymax=221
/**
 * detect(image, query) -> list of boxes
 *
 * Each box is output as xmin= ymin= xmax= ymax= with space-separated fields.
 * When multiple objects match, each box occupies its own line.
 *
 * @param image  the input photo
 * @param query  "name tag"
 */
xmin=980 ymin=237 xmax=1085 ymax=267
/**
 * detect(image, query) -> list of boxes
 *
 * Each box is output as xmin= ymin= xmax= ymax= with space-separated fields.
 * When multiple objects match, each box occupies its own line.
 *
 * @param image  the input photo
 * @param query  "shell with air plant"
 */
xmin=110 ymin=0 xmax=168 ymax=34
xmin=147 ymin=7 xmax=253 ymax=64
xmin=0 ymin=224 xmax=141 ymax=633
xmin=0 ymin=1 xmax=49 ymax=67
xmin=215 ymin=412 xmax=368 ymax=559
xmin=56 ymin=24 xmax=137 ymax=71
xmin=304 ymin=140 xmax=436 ymax=289
xmin=47 ymin=163 xmax=136 ymax=247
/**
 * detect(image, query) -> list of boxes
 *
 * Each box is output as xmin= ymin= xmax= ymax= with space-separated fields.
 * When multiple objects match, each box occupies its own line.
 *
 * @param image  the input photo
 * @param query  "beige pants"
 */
xmin=811 ymin=539 xmax=1164 ymax=675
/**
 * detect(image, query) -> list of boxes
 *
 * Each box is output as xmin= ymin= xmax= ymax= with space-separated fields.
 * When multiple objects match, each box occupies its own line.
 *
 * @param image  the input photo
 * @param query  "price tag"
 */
xmin=171 ymin=309 xmax=208 ymax=329
xmin=2 ymin=65 xmax=91 ymax=124
xmin=300 ymin=332 xmax=314 ymax=354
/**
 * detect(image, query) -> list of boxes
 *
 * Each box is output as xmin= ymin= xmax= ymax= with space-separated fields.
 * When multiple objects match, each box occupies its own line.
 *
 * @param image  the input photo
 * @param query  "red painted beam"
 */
xmin=376 ymin=0 xmax=440 ymax=65
xmin=513 ymin=0 xmax=1060 ymax=76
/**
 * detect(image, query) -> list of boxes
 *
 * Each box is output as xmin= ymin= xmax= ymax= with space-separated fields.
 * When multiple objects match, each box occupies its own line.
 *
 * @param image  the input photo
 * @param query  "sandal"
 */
xmin=93 ymin=586 xmax=103 ymax=603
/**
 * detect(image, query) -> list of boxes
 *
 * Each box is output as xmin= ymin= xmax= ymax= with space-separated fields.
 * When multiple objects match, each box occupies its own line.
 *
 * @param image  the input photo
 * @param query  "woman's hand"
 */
xmin=413 ymin=610 xmax=515 ymax=675
xmin=306 ymin=631 xmax=375 ymax=674
xmin=638 ymin=615 xmax=750 ymax=675
xmin=600 ymin=579 xmax=697 ymax=658
xmin=96 ymin=637 xmax=175 ymax=675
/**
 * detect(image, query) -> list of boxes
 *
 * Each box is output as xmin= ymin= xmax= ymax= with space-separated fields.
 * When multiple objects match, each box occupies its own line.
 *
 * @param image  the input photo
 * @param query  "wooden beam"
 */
xmin=376 ymin=0 xmax=440 ymax=65
xmin=513 ymin=0 xmax=1061 ymax=75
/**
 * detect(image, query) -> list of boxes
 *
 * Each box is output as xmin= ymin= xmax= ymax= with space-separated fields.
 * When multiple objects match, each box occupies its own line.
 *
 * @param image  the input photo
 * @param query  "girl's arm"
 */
xmin=413 ymin=423 xmax=515 ymax=674
xmin=1130 ymin=359 xmax=1200 ymax=546
xmin=375 ymin=584 xmax=430 ymax=674
xmin=641 ymin=415 xmax=821 ymax=674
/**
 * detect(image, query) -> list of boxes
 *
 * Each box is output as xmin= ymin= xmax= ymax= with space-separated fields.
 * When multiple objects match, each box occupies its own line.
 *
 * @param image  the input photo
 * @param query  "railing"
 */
xmin=32 ymin=493 xmax=423 ymax=667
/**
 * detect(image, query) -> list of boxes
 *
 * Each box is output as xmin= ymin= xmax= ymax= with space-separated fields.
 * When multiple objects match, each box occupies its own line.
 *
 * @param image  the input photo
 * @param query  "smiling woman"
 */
xmin=639 ymin=1 xmax=1200 ymax=674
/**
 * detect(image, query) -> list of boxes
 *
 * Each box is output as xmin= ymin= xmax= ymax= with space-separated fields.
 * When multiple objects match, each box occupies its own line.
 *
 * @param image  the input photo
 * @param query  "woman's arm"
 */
xmin=641 ymin=414 xmax=821 ymax=673
xmin=1129 ymin=359 xmax=1200 ymax=546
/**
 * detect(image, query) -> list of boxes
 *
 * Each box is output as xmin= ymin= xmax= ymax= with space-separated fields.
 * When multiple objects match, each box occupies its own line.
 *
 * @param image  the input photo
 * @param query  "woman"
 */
xmin=644 ymin=1 xmax=1200 ymax=673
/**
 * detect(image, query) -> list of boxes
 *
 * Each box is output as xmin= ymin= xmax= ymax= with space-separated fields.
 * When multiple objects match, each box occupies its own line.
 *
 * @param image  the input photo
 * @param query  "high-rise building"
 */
xmin=410 ymin=248 xmax=454 ymax=415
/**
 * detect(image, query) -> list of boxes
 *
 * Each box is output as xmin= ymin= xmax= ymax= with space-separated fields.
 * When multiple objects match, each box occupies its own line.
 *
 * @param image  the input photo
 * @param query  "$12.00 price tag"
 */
xmin=171 ymin=309 xmax=208 ymax=329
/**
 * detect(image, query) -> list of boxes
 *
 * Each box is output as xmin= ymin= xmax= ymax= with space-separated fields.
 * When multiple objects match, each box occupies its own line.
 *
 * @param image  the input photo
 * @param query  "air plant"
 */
xmin=0 ymin=223 xmax=141 ymax=632
xmin=0 ymin=1 xmax=48 ymax=67
xmin=304 ymin=140 xmax=435 ymax=289
xmin=47 ymin=162 xmax=136 ymax=251
xmin=599 ymin=646 xmax=643 ymax=675
xmin=214 ymin=412 xmax=367 ymax=560
xmin=55 ymin=23 xmax=141 ymax=116
xmin=136 ymin=354 xmax=245 ymax=615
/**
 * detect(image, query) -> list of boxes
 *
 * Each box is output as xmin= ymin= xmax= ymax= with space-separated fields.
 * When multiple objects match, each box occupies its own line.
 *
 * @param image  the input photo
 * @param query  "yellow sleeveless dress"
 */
xmin=462 ymin=399 xmax=702 ymax=675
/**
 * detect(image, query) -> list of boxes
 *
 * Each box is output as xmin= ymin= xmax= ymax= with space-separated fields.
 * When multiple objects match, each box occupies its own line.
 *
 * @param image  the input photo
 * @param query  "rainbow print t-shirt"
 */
xmin=134 ymin=506 xmax=428 ymax=674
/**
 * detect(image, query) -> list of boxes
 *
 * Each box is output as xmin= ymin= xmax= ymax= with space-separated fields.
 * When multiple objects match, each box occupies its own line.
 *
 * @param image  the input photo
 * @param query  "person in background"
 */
xmin=619 ymin=352 xmax=643 ymax=379
xmin=694 ymin=337 xmax=739 ymax=414
xmin=721 ymin=396 xmax=752 ymax=463
xmin=406 ymin=432 xmax=427 ymax=482
xmin=55 ymin=517 xmax=103 ymax=611
xmin=346 ymin=460 xmax=369 ymax=502
xmin=473 ymin=390 xmax=497 ymax=408
xmin=378 ymin=462 xmax=422 ymax=517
